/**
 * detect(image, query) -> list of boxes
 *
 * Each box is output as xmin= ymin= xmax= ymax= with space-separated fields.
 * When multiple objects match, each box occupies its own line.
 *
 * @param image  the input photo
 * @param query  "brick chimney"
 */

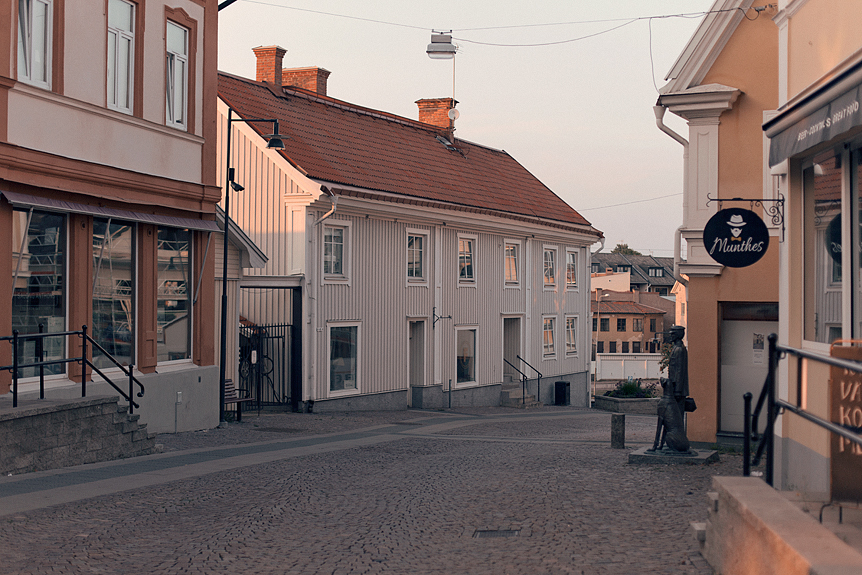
xmin=416 ymin=98 xmax=457 ymax=135
xmin=252 ymin=45 xmax=287 ymax=86
xmin=282 ymin=67 xmax=331 ymax=96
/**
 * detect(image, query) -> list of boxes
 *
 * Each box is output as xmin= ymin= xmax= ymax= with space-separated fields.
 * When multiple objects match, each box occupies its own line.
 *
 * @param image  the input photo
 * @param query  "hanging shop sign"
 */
xmin=702 ymin=208 xmax=769 ymax=268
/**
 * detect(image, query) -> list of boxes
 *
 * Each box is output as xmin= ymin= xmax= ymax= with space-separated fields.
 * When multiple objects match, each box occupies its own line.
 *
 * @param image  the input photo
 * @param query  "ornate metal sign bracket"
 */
xmin=706 ymin=194 xmax=785 ymax=242
xmin=433 ymin=306 xmax=451 ymax=329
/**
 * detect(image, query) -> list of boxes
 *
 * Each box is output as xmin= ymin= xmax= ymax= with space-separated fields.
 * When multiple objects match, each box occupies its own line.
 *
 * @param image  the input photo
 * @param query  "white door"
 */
xmin=720 ymin=319 xmax=778 ymax=433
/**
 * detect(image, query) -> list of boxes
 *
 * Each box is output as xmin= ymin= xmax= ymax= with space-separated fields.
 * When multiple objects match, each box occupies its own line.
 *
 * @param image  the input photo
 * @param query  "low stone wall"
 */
xmin=698 ymin=476 xmax=862 ymax=575
xmin=593 ymin=395 xmax=659 ymax=415
xmin=0 ymin=396 xmax=158 ymax=475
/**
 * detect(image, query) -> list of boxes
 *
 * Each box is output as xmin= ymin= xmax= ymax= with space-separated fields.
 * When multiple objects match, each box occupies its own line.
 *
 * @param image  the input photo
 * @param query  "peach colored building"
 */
xmin=655 ymin=0 xmax=779 ymax=444
xmin=1 ymin=0 xmax=220 ymax=433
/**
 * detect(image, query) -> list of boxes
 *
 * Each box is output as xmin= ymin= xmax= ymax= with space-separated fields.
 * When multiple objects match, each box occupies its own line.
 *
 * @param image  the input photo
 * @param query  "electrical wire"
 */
xmin=578 ymin=193 xmax=682 ymax=212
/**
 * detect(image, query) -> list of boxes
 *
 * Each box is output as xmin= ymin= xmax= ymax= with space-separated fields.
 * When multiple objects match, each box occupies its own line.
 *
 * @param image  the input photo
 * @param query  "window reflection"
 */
xmin=12 ymin=210 xmax=66 ymax=377
xmin=92 ymin=219 xmax=134 ymax=367
xmin=157 ymin=227 xmax=191 ymax=361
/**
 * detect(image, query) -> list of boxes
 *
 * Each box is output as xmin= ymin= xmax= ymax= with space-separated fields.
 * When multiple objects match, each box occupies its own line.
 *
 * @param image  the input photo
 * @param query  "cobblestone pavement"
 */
xmin=0 ymin=407 xmax=738 ymax=574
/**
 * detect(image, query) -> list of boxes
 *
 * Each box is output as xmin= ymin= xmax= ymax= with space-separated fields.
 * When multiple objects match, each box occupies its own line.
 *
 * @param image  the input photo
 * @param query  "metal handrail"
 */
xmin=743 ymin=334 xmax=862 ymax=485
xmin=516 ymin=355 xmax=543 ymax=405
xmin=1 ymin=325 xmax=146 ymax=413
xmin=504 ymin=358 xmax=530 ymax=406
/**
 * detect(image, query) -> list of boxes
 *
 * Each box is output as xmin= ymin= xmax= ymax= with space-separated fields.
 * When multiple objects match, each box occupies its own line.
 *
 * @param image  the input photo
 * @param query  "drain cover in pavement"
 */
xmin=473 ymin=529 xmax=520 ymax=538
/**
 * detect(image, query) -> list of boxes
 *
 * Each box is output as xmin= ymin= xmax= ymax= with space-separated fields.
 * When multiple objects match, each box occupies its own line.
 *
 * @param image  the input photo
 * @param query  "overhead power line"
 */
xmin=578 ymin=193 xmax=682 ymax=212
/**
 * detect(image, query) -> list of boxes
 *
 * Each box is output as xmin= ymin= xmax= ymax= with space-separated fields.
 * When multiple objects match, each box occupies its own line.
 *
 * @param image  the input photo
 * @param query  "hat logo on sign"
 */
xmin=727 ymin=214 xmax=747 ymax=241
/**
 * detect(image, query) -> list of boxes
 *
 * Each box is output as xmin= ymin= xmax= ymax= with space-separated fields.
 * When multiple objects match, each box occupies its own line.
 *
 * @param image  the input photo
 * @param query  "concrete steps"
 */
xmin=501 ymin=383 xmax=542 ymax=408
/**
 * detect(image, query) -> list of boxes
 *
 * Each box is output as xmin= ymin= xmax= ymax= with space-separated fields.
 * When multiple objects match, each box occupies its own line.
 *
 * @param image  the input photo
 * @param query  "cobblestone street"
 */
xmin=0 ymin=407 xmax=735 ymax=574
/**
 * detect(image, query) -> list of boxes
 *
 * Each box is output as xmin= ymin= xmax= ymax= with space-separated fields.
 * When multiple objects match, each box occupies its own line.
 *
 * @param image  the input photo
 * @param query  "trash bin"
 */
xmin=554 ymin=381 xmax=570 ymax=406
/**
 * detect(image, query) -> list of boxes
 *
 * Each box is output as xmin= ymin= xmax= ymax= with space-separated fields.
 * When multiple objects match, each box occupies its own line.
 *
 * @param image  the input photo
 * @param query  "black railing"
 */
xmin=1 ymin=325 xmax=145 ymax=413
xmin=504 ymin=358 xmax=530 ymax=406
xmin=744 ymin=333 xmax=862 ymax=485
xmin=516 ymin=355 xmax=543 ymax=404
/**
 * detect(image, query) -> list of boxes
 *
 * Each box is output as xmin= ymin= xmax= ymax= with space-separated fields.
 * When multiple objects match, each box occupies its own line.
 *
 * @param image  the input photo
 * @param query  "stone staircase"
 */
xmin=0 ymin=395 xmax=160 ymax=475
xmin=501 ymin=379 xmax=542 ymax=408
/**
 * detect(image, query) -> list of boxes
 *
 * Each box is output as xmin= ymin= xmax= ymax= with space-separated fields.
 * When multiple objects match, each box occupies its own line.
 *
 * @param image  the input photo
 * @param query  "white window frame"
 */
xmin=107 ymin=0 xmax=135 ymax=114
xmin=165 ymin=20 xmax=189 ymax=130
xmin=327 ymin=321 xmax=360 ymax=396
xmin=565 ymin=248 xmax=578 ymax=290
xmin=322 ymin=221 xmax=351 ymax=285
xmin=543 ymin=316 xmax=556 ymax=358
xmin=455 ymin=326 xmax=477 ymax=384
xmin=565 ymin=315 xmax=578 ymax=356
xmin=406 ymin=228 xmax=428 ymax=286
xmin=17 ymin=0 xmax=52 ymax=89
xmin=458 ymin=234 xmax=477 ymax=287
xmin=504 ymin=239 xmax=521 ymax=288
xmin=543 ymin=245 xmax=558 ymax=290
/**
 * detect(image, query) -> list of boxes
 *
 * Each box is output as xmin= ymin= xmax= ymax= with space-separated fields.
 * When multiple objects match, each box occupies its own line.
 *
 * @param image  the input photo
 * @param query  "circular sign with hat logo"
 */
xmin=702 ymin=208 xmax=769 ymax=268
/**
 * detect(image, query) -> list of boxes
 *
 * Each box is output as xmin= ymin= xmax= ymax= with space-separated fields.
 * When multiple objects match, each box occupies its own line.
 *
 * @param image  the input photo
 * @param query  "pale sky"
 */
xmin=218 ymin=0 xmax=717 ymax=257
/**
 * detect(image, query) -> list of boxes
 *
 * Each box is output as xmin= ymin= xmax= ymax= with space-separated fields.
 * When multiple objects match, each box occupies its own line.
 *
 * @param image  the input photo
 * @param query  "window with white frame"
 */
xmin=543 ymin=316 xmax=556 ymax=357
xmin=323 ymin=224 xmax=348 ymax=280
xmin=458 ymin=236 xmax=475 ymax=284
xmin=456 ymin=328 xmax=476 ymax=383
xmin=648 ymin=267 xmax=664 ymax=277
xmin=329 ymin=324 xmax=358 ymax=391
xmin=504 ymin=241 xmax=519 ymax=286
xmin=565 ymin=316 xmax=577 ymax=355
xmin=407 ymin=231 xmax=426 ymax=282
xmin=165 ymin=20 xmax=188 ymax=129
xmin=17 ymin=0 xmax=52 ymax=89
xmin=566 ymin=249 xmax=578 ymax=289
xmin=107 ymin=0 xmax=134 ymax=113
xmin=543 ymin=247 xmax=556 ymax=288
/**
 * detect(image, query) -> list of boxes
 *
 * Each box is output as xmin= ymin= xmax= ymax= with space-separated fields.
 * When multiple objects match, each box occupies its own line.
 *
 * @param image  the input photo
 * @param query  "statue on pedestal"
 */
xmin=649 ymin=326 xmax=695 ymax=454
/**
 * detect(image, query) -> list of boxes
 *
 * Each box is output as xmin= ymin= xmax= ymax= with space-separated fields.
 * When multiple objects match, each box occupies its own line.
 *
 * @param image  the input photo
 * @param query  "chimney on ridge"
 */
xmin=252 ymin=45 xmax=287 ymax=86
xmin=416 ymin=98 xmax=457 ymax=139
xmin=282 ymin=67 xmax=331 ymax=96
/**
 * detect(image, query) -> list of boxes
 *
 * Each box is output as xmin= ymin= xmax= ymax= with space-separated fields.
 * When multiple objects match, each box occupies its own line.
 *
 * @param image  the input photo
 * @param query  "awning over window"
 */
xmin=765 ymin=58 xmax=862 ymax=167
xmin=0 ymin=190 xmax=220 ymax=232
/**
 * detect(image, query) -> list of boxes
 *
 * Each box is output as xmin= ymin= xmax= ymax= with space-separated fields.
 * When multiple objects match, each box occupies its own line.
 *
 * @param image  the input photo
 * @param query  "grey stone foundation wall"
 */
xmin=0 ymin=396 xmax=157 ymax=475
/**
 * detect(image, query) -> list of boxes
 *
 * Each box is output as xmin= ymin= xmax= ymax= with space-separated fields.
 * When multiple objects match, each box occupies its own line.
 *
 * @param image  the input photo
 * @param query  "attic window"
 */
xmin=616 ymin=265 xmax=630 ymax=273
xmin=436 ymin=134 xmax=458 ymax=151
xmin=648 ymin=267 xmax=664 ymax=277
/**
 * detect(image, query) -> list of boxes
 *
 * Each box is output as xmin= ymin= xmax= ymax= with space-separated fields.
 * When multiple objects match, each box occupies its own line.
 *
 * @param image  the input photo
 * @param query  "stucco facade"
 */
xmin=656 ymin=0 xmax=780 ymax=443
xmin=1 ymin=0 xmax=221 ymax=433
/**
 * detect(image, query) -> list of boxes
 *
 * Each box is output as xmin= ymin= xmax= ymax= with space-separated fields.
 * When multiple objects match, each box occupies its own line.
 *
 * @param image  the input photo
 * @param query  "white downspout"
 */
xmin=654 ymin=104 xmax=688 ymax=280
xmin=312 ymin=186 xmax=338 ymax=226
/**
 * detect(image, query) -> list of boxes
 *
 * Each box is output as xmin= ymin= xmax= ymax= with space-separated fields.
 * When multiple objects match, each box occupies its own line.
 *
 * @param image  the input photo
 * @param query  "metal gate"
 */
xmin=239 ymin=323 xmax=291 ymax=407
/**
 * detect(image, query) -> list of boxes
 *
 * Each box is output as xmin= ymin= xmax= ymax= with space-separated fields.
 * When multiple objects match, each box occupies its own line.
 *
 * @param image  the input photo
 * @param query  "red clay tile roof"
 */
xmin=218 ymin=73 xmax=599 ymax=234
xmin=591 ymin=301 xmax=667 ymax=315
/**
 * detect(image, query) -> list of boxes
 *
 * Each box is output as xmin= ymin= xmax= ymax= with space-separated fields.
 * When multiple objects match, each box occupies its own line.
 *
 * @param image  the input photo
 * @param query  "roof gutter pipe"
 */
xmin=313 ymin=186 xmax=337 ymax=226
xmin=653 ymin=104 xmax=688 ymax=280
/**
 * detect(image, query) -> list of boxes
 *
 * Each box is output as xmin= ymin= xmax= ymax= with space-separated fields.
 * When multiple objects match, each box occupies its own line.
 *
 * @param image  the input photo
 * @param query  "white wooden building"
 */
xmin=217 ymin=46 xmax=602 ymax=411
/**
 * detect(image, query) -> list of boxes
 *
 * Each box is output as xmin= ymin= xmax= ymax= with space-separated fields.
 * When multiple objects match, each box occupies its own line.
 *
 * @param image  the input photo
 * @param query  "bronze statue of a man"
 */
xmin=666 ymin=325 xmax=689 ymax=418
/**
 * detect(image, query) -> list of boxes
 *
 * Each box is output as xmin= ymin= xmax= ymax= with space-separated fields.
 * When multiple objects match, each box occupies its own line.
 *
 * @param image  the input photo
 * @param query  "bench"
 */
xmin=224 ymin=379 xmax=255 ymax=421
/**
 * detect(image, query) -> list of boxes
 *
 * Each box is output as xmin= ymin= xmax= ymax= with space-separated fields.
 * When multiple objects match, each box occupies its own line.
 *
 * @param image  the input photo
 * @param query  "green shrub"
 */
xmin=605 ymin=378 xmax=658 ymax=398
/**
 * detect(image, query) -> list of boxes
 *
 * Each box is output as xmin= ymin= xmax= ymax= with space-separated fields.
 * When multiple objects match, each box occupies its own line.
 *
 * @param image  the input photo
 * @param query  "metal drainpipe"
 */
xmin=312 ymin=186 xmax=337 ymax=226
xmin=653 ymin=105 xmax=688 ymax=280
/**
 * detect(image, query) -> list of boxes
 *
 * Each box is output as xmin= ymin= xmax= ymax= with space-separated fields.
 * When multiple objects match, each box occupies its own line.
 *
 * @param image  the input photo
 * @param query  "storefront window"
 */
xmin=92 ymin=219 xmax=134 ymax=367
xmin=156 ymin=227 xmax=191 ymax=362
xmin=11 ymin=210 xmax=66 ymax=377
xmin=803 ymin=151 xmax=843 ymax=344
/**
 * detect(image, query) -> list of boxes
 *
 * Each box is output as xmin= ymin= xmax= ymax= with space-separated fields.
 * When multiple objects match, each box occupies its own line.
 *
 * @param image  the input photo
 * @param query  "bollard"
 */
xmin=611 ymin=413 xmax=625 ymax=449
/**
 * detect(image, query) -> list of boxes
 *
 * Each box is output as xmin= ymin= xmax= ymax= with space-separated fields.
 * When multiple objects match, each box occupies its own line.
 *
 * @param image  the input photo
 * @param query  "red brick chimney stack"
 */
xmin=416 ymin=98 xmax=457 ymax=136
xmin=252 ymin=45 xmax=287 ymax=86
xmin=282 ymin=67 xmax=331 ymax=96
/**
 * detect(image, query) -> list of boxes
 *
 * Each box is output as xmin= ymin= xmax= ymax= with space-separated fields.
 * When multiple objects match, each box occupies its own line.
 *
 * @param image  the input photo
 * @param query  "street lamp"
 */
xmin=426 ymin=32 xmax=458 ymax=107
xmin=219 ymin=107 xmax=284 ymax=425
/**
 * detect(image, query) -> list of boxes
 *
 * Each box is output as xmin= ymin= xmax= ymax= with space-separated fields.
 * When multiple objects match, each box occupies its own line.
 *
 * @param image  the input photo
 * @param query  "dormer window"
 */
xmin=616 ymin=265 xmax=630 ymax=273
xmin=648 ymin=267 xmax=664 ymax=277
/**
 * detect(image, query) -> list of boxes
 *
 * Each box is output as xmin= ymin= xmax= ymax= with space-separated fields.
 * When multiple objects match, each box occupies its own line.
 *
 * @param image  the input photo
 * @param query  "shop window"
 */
xmin=11 ymin=209 xmax=66 ymax=377
xmin=156 ymin=227 xmax=191 ymax=362
xmin=92 ymin=219 xmax=135 ymax=368
xmin=803 ymin=151 xmax=842 ymax=344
